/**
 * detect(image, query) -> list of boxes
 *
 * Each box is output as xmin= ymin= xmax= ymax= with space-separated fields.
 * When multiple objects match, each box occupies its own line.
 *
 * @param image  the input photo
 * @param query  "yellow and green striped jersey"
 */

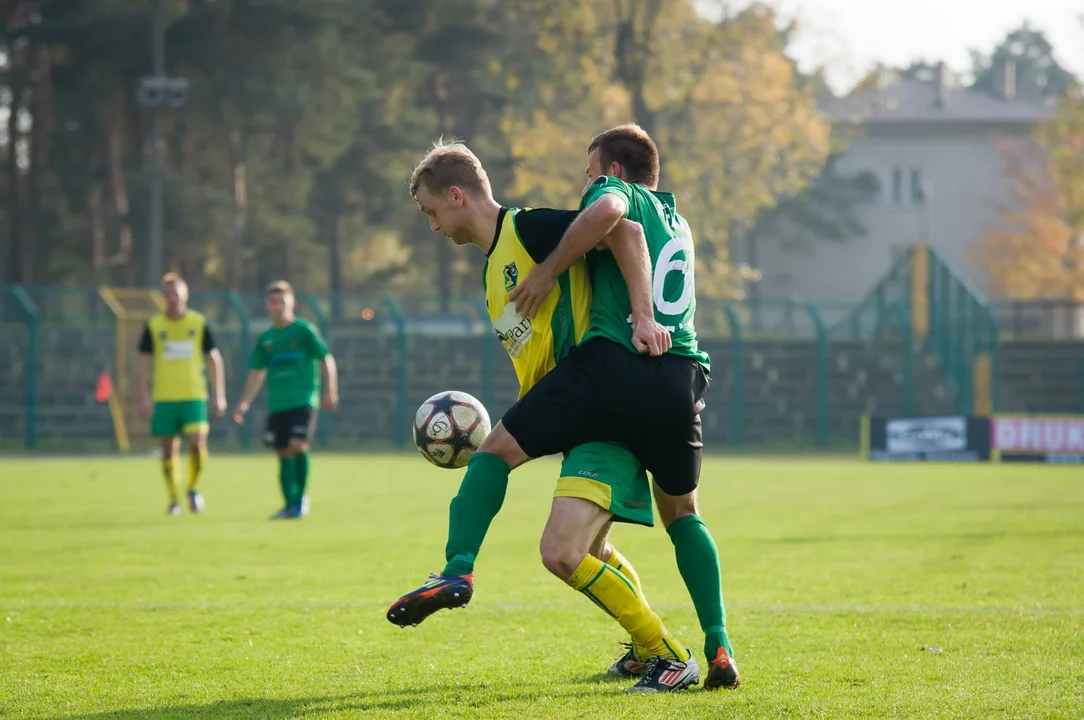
xmin=482 ymin=208 xmax=592 ymax=397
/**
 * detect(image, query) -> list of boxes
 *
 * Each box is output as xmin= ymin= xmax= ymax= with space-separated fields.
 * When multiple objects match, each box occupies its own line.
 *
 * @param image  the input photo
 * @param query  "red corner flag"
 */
xmin=95 ymin=372 xmax=114 ymax=404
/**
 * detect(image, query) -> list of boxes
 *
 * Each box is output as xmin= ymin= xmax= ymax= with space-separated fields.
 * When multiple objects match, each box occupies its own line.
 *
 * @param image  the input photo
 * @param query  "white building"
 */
xmin=754 ymin=64 xmax=1053 ymax=304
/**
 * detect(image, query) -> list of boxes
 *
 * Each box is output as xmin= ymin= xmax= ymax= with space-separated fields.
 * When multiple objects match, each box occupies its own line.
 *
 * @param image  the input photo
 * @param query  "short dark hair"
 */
xmin=588 ymin=123 xmax=660 ymax=187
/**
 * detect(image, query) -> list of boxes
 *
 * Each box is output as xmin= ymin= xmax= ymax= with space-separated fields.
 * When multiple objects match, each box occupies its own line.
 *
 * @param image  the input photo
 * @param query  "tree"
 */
xmin=750 ymin=155 xmax=880 ymax=249
xmin=970 ymin=23 xmax=1075 ymax=102
xmin=0 ymin=0 xmax=839 ymax=303
xmin=974 ymin=116 xmax=1084 ymax=300
xmin=898 ymin=60 xmax=941 ymax=83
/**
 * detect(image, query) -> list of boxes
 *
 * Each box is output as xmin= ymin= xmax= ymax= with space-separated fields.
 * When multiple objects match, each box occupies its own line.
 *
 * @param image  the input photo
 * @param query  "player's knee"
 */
xmin=655 ymin=492 xmax=699 ymax=528
xmin=477 ymin=422 xmax=528 ymax=469
xmin=289 ymin=438 xmax=308 ymax=454
xmin=539 ymin=539 xmax=584 ymax=582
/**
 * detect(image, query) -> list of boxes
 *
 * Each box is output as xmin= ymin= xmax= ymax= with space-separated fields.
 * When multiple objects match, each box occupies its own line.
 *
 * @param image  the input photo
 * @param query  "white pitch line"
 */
xmin=0 ymin=601 xmax=1080 ymax=615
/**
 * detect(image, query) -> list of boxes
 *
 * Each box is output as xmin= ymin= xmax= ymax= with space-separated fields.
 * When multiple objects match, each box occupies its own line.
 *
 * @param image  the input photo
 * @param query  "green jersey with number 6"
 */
xmin=578 ymin=175 xmax=710 ymax=372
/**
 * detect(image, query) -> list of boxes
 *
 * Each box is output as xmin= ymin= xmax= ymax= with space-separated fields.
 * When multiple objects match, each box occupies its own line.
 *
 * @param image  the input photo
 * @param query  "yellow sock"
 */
xmin=567 ymin=555 xmax=690 ymax=662
xmin=605 ymin=546 xmax=651 ymax=659
xmin=162 ymin=458 xmax=180 ymax=503
xmin=605 ymin=546 xmax=645 ymax=600
xmin=188 ymin=448 xmax=207 ymax=491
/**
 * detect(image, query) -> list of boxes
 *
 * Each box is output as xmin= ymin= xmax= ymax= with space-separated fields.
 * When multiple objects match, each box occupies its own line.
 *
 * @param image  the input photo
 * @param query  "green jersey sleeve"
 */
xmin=579 ymin=176 xmax=633 ymax=217
xmin=249 ymin=334 xmax=269 ymax=370
xmin=302 ymin=322 xmax=330 ymax=360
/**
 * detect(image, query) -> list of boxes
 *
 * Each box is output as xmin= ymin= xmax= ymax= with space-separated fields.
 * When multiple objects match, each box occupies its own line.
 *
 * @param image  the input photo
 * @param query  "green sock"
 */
xmin=279 ymin=457 xmax=296 ymax=507
xmin=295 ymin=451 xmax=309 ymax=504
xmin=666 ymin=514 xmax=734 ymax=662
xmin=442 ymin=452 xmax=510 ymax=577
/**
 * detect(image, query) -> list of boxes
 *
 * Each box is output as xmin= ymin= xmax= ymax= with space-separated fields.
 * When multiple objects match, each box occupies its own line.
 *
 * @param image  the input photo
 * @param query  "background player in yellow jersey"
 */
xmin=386 ymin=140 xmax=697 ymax=692
xmin=138 ymin=273 xmax=226 ymax=516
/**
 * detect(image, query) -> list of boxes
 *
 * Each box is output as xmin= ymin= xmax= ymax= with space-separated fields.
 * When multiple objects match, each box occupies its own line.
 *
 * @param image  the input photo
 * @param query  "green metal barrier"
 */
xmin=805 ymin=303 xmax=828 ymax=447
xmin=926 ymin=248 xmax=1000 ymax=414
xmin=723 ymin=304 xmax=743 ymax=447
xmin=474 ymin=300 xmax=495 ymax=413
xmin=303 ymin=294 xmax=332 ymax=448
xmin=833 ymin=245 xmax=1000 ymax=416
xmin=226 ymin=291 xmax=252 ymax=449
xmin=385 ymin=296 xmax=409 ymax=448
xmin=11 ymin=286 xmax=39 ymax=449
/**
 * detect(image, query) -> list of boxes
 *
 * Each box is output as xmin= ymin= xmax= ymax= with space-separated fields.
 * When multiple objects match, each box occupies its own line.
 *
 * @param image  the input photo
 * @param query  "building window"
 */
xmin=910 ymin=168 xmax=925 ymax=205
xmin=889 ymin=167 xmax=924 ymax=207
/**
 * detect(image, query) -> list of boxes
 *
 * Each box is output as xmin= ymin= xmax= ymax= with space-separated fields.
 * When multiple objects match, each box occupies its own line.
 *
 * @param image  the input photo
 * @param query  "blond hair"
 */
xmin=267 ymin=280 xmax=294 ymax=296
xmin=588 ymin=123 xmax=660 ymax=187
xmin=409 ymin=138 xmax=491 ymax=200
xmin=161 ymin=272 xmax=187 ymax=289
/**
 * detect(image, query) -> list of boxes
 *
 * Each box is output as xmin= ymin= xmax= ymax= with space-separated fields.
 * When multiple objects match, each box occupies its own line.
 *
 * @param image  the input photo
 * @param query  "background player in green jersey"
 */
xmin=233 ymin=281 xmax=339 ymax=519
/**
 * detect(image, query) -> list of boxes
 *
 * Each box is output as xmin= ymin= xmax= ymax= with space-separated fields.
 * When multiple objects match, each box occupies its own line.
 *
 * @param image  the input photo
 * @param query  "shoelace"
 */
xmin=642 ymin=655 xmax=686 ymax=676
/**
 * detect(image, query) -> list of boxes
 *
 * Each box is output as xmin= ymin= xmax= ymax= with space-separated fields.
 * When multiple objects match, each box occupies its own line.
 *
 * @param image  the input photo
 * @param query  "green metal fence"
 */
xmin=2 ymin=271 xmax=1079 ymax=452
xmin=829 ymin=245 xmax=1000 ymax=417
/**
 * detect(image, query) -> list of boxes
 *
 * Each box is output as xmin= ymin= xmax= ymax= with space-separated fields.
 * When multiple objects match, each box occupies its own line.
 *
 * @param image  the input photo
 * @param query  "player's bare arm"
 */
xmin=510 ymin=194 xmax=628 ymax=319
xmin=232 ymin=369 xmax=267 ymax=424
xmin=205 ymin=348 xmax=227 ymax=417
xmin=602 ymin=222 xmax=672 ymax=356
xmin=137 ymin=352 xmax=153 ymax=420
xmin=320 ymin=355 xmax=339 ymax=410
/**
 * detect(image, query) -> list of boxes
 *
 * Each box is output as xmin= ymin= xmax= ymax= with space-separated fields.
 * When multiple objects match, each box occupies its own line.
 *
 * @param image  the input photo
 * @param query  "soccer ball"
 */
xmin=414 ymin=391 xmax=491 ymax=469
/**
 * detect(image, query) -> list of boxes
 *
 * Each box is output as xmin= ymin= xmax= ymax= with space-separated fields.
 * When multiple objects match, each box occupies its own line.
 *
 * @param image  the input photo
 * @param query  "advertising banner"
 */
xmin=866 ymin=416 xmax=991 ymax=462
xmin=992 ymin=415 xmax=1084 ymax=464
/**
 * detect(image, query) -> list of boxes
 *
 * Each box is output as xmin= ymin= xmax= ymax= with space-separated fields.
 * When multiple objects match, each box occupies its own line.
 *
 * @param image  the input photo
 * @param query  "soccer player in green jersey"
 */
xmin=506 ymin=124 xmax=738 ymax=690
xmin=233 ymin=281 xmax=339 ymax=519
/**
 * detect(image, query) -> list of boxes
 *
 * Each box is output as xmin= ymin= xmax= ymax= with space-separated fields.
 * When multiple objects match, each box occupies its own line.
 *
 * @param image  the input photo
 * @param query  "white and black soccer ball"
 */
xmin=413 ymin=391 xmax=492 ymax=469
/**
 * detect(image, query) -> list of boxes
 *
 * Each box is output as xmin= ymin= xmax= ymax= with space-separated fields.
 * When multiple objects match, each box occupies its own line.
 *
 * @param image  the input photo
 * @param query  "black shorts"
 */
xmin=502 ymin=338 xmax=709 ymax=497
xmin=264 ymin=407 xmax=317 ymax=449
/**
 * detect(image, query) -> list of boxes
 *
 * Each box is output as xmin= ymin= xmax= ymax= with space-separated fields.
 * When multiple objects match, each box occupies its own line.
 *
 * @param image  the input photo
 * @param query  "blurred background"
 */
xmin=0 ymin=0 xmax=1082 ymax=453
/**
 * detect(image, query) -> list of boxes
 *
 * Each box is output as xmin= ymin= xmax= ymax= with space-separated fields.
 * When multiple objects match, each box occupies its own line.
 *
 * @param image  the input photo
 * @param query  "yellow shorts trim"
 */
xmin=554 ymin=476 xmax=613 ymax=512
xmin=181 ymin=421 xmax=209 ymax=436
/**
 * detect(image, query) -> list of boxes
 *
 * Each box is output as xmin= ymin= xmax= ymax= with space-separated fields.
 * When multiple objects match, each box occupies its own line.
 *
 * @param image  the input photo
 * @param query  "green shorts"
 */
xmin=555 ymin=442 xmax=653 ymax=527
xmin=151 ymin=400 xmax=209 ymax=438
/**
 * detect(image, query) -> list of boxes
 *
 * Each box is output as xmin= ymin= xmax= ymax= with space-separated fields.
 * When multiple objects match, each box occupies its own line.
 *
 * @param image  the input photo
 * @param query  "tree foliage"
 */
xmin=969 ymin=23 xmax=1074 ymax=102
xmin=1 ymin=0 xmax=832 ymax=305
xmin=975 ymin=103 xmax=1084 ymax=301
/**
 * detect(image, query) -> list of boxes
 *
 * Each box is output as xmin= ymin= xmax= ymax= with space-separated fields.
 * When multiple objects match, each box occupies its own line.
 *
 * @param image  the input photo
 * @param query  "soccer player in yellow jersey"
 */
xmin=386 ymin=140 xmax=697 ymax=692
xmin=138 ymin=273 xmax=226 ymax=515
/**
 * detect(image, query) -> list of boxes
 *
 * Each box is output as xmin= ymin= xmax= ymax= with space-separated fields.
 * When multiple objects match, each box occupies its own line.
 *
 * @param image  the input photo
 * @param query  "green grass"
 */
xmin=1 ymin=455 xmax=1082 ymax=719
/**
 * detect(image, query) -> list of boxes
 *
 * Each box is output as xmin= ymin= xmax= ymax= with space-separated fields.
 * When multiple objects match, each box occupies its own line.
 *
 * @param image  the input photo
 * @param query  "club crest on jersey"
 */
xmin=503 ymin=262 xmax=518 ymax=293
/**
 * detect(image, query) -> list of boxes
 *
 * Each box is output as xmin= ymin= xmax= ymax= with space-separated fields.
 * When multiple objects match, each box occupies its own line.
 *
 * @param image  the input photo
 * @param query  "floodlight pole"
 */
xmin=147 ymin=0 xmax=165 ymax=286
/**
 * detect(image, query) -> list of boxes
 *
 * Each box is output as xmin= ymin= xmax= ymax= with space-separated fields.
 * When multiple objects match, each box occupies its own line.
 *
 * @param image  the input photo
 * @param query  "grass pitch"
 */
xmin=1 ymin=454 xmax=1082 ymax=719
